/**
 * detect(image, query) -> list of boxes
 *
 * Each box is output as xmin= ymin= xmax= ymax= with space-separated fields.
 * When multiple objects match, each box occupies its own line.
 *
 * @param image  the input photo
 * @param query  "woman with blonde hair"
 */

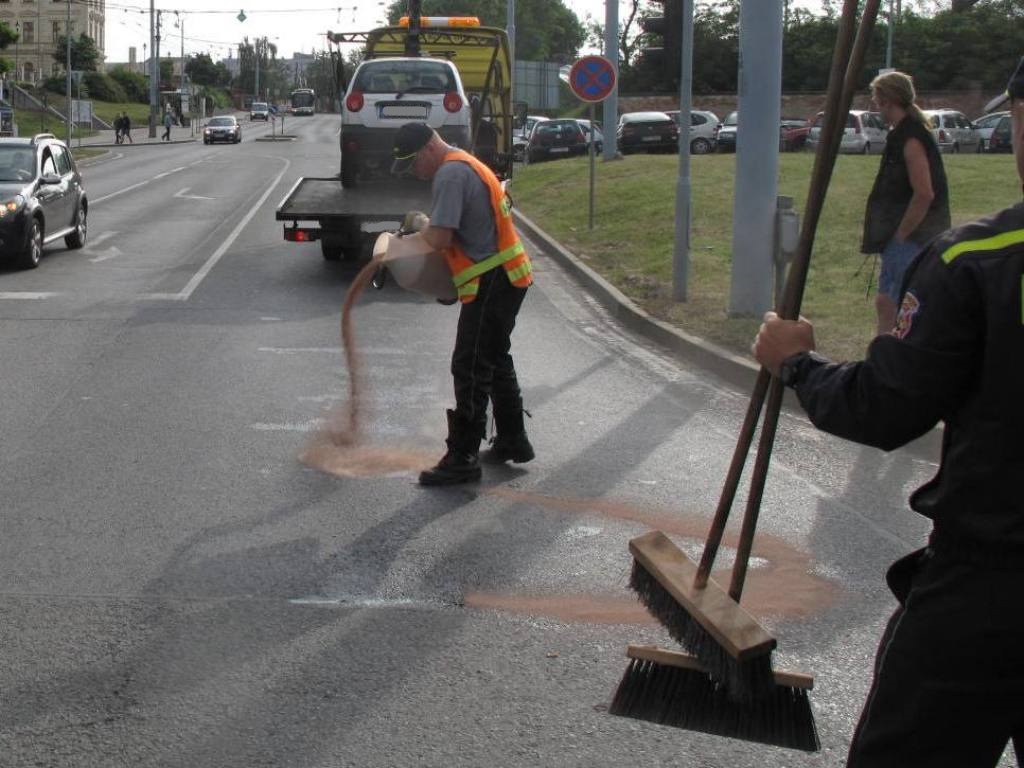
xmin=862 ymin=70 xmax=950 ymax=335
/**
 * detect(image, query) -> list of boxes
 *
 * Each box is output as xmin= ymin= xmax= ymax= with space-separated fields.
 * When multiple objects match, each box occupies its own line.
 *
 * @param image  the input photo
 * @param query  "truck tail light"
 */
xmin=284 ymin=226 xmax=319 ymax=242
xmin=443 ymin=92 xmax=462 ymax=113
xmin=345 ymin=91 xmax=364 ymax=112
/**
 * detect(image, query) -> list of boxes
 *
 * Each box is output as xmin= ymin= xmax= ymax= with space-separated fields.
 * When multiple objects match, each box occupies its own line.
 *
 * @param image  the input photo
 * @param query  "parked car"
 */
xmin=779 ymin=118 xmax=810 ymax=151
xmin=203 ymin=116 xmax=242 ymax=144
xmin=513 ymin=115 xmax=548 ymax=161
xmin=0 ymin=134 xmax=88 ymax=269
xmin=574 ymin=119 xmax=604 ymax=153
xmin=341 ymin=57 xmax=472 ymax=185
xmin=923 ymin=109 xmax=981 ymax=153
xmin=986 ymin=114 xmax=1013 ymax=153
xmin=973 ymin=110 xmax=1009 ymax=152
xmin=617 ymin=111 xmax=679 ymax=154
xmin=250 ymin=101 xmax=270 ymax=120
xmin=807 ymin=110 xmax=888 ymax=154
xmin=715 ymin=111 xmax=739 ymax=152
xmin=526 ymin=119 xmax=587 ymax=162
xmin=664 ymin=110 xmax=720 ymax=154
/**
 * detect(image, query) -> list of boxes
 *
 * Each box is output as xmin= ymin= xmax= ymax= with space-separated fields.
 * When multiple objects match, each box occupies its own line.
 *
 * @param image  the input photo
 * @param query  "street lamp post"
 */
xmin=14 ymin=22 xmax=19 ymax=83
xmin=66 ymin=0 xmax=72 ymax=144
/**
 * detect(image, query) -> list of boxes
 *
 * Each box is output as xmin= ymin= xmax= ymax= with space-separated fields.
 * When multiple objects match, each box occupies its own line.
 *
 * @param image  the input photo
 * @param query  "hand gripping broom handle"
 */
xmin=728 ymin=0 xmax=882 ymax=602
xmin=694 ymin=0 xmax=880 ymax=591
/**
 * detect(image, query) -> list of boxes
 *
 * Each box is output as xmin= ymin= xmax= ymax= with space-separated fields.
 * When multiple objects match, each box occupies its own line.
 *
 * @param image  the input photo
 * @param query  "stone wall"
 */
xmin=620 ymin=88 xmax=1001 ymax=121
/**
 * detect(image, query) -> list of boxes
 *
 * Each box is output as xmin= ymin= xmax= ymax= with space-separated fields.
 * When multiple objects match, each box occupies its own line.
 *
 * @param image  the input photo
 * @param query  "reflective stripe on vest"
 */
xmin=941 ymin=227 xmax=1024 ymax=264
xmin=452 ymin=241 xmax=527 ymax=287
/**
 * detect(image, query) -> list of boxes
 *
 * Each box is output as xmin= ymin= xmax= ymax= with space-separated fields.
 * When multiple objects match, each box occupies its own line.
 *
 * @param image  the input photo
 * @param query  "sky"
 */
xmin=102 ymin=0 xmax=822 ymax=66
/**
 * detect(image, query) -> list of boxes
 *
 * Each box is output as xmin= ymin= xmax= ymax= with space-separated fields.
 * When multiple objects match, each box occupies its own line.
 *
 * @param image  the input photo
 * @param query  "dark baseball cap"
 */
xmin=984 ymin=55 xmax=1024 ymax=113
xmin=391 ymin=122 xmax=434 ymax=174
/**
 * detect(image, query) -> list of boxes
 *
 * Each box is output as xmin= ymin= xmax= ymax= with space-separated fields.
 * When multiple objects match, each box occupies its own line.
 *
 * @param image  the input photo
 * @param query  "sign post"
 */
xmin=567 ymin=55 xmax=616 ymax=231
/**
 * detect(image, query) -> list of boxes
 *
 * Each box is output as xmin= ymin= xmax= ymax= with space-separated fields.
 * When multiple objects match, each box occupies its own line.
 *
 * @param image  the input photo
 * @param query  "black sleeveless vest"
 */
xmin=861 ymin=115 xmax=950 ymax=254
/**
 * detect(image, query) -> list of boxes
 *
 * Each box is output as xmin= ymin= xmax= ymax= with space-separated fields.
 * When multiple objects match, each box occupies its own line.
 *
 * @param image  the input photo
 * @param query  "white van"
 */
xmin=807 ymin=110 xmax=888 ymax=154
xmin=249 ymin=102 xmax=270 ymax=121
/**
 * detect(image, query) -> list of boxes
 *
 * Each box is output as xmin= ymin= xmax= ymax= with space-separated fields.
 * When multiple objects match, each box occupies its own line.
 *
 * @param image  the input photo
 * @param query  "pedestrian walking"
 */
xmin=113 ymin=113 xmax=123 ymax=144
xmin=162 ymin=111 xmax=172 ymax=142
xmin=861 ymin=70 xmax=950 ymax=335
xmin=752 ymin=56 xmax=1024 ymax=768
xmin=390 ymin=122 xmax=535 ymax=486
xmin=122 ymin=112 xmax=133 ymax=144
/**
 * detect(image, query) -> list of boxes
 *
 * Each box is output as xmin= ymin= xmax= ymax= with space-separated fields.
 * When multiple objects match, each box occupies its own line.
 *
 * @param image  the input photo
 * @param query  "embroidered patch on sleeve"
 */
xmin=893 ymin=291 xmax=921 ymax=339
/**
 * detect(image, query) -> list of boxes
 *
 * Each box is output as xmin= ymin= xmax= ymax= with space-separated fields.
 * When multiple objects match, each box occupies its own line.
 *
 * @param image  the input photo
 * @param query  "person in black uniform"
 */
xmin=862 ymin=70 xmax=950 ymax=335
xmin=753 ymin=57 xmax=1024 ymax=768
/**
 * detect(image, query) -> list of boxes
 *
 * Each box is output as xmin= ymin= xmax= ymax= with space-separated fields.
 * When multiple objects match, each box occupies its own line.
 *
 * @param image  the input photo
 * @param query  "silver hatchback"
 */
xmin=923 ymin=109 xmax=981 ymax=153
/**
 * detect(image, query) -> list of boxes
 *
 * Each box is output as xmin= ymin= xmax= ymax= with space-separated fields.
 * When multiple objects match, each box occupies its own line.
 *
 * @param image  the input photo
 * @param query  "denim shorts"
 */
xmin=878 ymin=238 xmax=921 ymax=302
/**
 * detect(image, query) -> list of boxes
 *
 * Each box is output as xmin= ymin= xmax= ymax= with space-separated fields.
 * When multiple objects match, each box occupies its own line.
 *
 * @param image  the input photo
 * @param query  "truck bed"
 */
xmin=275 ymin=177 xmax=434 ymax=223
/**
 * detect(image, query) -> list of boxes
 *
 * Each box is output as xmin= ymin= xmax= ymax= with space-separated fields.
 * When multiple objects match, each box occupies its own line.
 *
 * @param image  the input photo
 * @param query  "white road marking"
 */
xmin=258 ymin=346 xmax=341 ymax=354
xmin=154 ymin=166 xmax=187 ymax=179
xmin=88 ymin=246 xmax=123 ymax=263
xmin=86 ymin=231 xmax=118 ymax=248
xmin=0 ymin=292 xmax=61 ymax=299
xmin=174 ymin=187 xmax=214 ymax=201
xmin=140 ymin=157 xmax=291 ymax=301
xmin=249 ymin=419 xmax=324 ymax=432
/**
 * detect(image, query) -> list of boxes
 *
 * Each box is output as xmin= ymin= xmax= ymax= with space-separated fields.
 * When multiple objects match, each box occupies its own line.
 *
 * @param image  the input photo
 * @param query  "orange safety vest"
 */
xmin=440 ymin=150 xmax=533 ymax=303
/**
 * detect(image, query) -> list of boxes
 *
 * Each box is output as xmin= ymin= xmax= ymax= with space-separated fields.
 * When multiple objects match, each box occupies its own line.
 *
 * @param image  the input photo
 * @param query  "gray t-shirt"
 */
xmin=429 ymin=159 xmax=497 ymax=262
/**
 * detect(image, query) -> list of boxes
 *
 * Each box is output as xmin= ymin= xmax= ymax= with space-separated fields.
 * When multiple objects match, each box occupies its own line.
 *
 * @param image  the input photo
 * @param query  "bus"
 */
xmin=290 ymin=88 xmax=316 ymax=116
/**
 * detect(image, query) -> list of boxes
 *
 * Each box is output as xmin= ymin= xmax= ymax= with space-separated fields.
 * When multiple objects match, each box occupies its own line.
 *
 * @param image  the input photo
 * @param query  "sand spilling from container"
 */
xmin=299 ymin=255 xmax=433 ymax=478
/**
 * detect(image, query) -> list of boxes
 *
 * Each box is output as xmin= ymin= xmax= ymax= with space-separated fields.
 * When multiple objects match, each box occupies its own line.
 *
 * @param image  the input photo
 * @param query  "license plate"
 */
xmin=380 ymin=105 xmax=428 ymax=119
xmin=550 ymin=147 xmax=569 ymax=153
xmin=642 ymin=136 xmax=660 ymax=142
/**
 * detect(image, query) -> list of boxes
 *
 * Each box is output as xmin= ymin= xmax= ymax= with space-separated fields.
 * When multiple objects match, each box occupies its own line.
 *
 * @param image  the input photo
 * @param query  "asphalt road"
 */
xmin=0 ymin=114 xmax=1011 ymax=767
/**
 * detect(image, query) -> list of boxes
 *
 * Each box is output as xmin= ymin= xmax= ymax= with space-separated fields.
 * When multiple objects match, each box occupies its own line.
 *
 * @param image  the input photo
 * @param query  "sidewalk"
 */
xmin=72 ymin=121 xmax=199 ymax=148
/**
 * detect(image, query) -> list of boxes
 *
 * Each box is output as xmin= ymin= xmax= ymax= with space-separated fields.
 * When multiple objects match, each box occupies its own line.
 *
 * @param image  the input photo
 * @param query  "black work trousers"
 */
xmin=450 ymin=267 xmax=527 ymax=439
xmin=847 ymin=547 xmax=1024 ymax=767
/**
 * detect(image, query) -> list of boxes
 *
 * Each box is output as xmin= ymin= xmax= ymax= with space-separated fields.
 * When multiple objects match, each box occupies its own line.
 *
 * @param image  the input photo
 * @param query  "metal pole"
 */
xmin=506 ymin=0 xmax=515 ymax=104
xmin=672 ymin=0 xmax=694 ymax=302
xmin=65 ymin=0 xmax=72 ymax=144
xmin=602 ymin=0 xmax=619 ymax=161
xmin=149 ymin=2 xmax=158 ymax=137
xmin=255 ymin=39 xmax=260 ymax=102
xmin=588 ymin=102 xmax=595 ymax=230
xmin=728 ymin=0 xmax=783 ymax=316
xmin=885 ymin=0 xmax=893 ymax=69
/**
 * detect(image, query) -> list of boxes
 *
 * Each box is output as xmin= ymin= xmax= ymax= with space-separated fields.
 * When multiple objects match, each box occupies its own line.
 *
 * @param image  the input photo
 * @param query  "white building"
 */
xmin=0 ymin=0 xmax=106 ymax=83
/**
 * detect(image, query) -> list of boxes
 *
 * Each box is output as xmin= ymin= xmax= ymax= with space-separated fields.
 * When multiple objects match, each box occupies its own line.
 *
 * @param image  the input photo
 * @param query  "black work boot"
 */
xmin=482 ymin=401 xmax=535 ymax=464
xmin=419 ymin=410 xmax=483 ymax=486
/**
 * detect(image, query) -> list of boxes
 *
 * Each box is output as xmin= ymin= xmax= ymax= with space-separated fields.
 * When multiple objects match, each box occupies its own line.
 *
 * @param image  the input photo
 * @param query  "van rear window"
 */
xmin=355 ymin=61 xmax=455 ymax=93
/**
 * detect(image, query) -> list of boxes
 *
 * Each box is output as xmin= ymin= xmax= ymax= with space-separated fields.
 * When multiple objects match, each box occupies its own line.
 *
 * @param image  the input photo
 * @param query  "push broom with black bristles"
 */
xmin=611 ymin=0 xmax=881 ymax=748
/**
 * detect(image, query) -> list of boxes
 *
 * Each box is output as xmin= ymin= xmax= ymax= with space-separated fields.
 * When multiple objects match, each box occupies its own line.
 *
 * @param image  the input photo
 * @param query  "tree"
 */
xmin=108 ymin=66 xmax=149 ymax=103
xmin=0 ymin=20 xmax=16 ymax=77
xmin=51 ymin=34 xmax=101 ymax=72
xmin=383 ymin=0 xmax=585 ymax=61
xmin=186 ymin=53 xmax=221 ymax=87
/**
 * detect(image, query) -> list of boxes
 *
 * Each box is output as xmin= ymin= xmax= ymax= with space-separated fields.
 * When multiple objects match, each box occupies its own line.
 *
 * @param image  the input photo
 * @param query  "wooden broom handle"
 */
xmin=728 ymin=0 xmax=882 ymax=602
xmin=694 ymin=0 xmax=867 ymax=588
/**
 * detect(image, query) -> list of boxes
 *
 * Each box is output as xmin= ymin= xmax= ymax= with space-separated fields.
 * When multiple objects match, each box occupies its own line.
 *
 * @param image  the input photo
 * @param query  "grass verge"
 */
xmin=512 ymin=151 xmax=1019 ymax=363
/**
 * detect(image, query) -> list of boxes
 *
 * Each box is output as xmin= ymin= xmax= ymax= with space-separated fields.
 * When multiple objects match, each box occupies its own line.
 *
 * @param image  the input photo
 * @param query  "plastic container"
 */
xmin=373 ymin=232 xmax=457 ymax=302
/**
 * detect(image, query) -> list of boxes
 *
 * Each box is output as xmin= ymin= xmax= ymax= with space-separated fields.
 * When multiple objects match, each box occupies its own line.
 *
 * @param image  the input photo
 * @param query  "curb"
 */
xmin=513 ymin=209 xmax=760 ymax=393
xmin=513 ymin=209 xmax=944 ymax=462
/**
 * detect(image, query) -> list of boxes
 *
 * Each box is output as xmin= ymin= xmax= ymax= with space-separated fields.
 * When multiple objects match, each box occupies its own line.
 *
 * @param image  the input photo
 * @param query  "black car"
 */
xmin=617 ymin=111 xmax=679 ymax=154
xmin=526 ymin=119 xmax=587 ymax=163
xmin=987 ymin=115 xmax=1012 ymax=153
xmin=0 ymin=134 xmax=87 ymax=270
xmin=203 ymin=116 xmax=242 ymax=144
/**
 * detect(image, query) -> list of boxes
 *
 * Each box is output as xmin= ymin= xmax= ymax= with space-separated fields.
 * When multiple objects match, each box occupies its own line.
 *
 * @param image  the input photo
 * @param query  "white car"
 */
xmin=973 ymin=111 xmax=1009 ymax=152
xmin=807 ymin=110 xmax=888 ymax=154
xmin=664 ymin=109 xmax=720 ymax=154
xmin=340 ymin=57 xmax=472 ymax=186
xmin=249 ymin=101 xmax=270 ymax=121
xmin=923 ymin=109 xmax=981 ymax=153
xmin=574 ymin=118 xmax=604 ymax=153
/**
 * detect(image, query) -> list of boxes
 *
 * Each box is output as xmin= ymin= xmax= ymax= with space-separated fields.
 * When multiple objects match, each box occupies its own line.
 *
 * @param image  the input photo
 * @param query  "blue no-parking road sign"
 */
xmin=568 ymin=55 xmax=616 ymax=103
